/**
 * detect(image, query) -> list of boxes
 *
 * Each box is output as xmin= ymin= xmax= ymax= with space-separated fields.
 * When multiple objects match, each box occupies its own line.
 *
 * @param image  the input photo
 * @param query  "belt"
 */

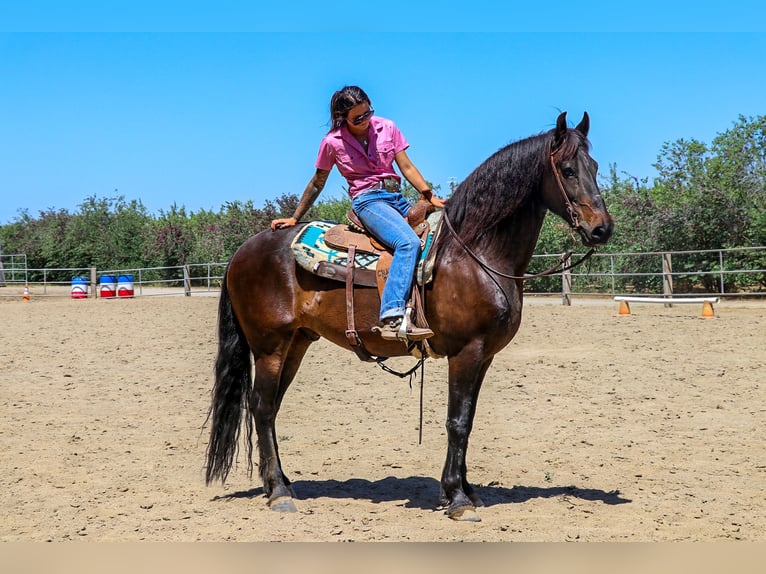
xmin=374 ymin=178 xmax=400 ymax=192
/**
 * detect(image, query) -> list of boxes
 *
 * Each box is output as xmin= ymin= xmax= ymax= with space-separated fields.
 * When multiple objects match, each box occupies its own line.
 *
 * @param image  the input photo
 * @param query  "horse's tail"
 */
xmin=205 ymin=265 xmax=254 ymax=485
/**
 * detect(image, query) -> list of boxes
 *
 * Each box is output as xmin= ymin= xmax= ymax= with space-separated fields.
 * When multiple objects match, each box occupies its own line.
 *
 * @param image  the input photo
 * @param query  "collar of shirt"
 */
xmin=336 ymin=117 xmax=384 ymax=154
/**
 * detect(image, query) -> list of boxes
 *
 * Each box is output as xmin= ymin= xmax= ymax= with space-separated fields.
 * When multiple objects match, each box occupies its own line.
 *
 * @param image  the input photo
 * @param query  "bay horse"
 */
xmin=205 ymin=111 xmax=613 ymax=521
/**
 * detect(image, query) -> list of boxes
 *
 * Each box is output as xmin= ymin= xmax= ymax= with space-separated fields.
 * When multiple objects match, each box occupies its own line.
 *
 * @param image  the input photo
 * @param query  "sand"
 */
xmin=1 ymin=293 xmax=764 ymax=541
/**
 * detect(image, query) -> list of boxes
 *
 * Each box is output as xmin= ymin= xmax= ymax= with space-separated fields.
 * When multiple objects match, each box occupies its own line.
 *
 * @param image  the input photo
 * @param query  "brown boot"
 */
xmin=374 ymin=317 xmax=434 ymax=342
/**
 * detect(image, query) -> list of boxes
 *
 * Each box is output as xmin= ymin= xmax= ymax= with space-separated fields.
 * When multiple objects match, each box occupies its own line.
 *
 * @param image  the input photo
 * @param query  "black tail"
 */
xmin=205 ymin=266 xmax=254 ymax=485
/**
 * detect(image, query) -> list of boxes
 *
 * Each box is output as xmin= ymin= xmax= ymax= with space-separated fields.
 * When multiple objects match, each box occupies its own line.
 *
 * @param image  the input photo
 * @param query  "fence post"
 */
xmin=561 ymin=254 xmax=572 ymax=306
xmin=183 ymin=265 xmax=191 ymax=296
xmin=662 ymin=253 xmax=673 ymax=307
xmin=90 ymin=267 xmax=97 ymax=298
xmin=719 ymin=250 xmax=725 ymax=295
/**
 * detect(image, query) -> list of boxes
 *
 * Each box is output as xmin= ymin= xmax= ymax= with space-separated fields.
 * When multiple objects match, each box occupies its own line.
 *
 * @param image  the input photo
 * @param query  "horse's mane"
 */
xmin=443 ymin=126 xmax=588 ymax=246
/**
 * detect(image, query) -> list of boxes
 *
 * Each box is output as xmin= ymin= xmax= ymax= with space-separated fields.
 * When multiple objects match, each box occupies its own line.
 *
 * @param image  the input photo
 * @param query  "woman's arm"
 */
xmin=270 ymin=168 xmax=331 ymax=230
xmin=394 ymin=150 xmax=446 ymax=208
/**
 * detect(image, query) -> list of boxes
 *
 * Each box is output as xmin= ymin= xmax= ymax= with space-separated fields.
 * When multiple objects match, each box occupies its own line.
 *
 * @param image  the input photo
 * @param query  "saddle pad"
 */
xmin=291 ymin=214 xmax=443 ymax=285
xmin=291 ymin=221 xmax=381 ymax=273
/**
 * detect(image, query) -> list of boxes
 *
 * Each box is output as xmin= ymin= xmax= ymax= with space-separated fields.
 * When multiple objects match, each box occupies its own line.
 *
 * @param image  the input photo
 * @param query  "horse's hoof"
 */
xmin=268 ymin=496 xmax=297 ymax=513
xmin=469 ymin=492 xmax=485 ymax=507
xmin=446 ymin=505 xmax=482 ymax=522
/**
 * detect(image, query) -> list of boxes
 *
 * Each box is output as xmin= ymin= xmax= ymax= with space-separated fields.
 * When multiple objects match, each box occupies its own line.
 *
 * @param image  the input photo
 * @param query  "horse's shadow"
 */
xmin=214 ymin=476 xmax=632 ymax=510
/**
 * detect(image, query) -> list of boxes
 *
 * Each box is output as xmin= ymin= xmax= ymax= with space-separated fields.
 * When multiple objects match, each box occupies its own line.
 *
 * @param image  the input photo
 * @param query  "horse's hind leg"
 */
xmin=251 ymin=331 xmax=312 ymax=513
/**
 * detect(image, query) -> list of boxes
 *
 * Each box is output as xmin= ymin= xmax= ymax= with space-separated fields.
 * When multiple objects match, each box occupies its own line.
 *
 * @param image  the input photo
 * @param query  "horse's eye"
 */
xmin=563 ymin=167 xmax=577 ymax=178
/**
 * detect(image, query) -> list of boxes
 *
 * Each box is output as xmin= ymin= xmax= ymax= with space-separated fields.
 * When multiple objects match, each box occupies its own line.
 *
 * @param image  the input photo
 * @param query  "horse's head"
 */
xmin=544 ymin=112 xmax=613 ymax=247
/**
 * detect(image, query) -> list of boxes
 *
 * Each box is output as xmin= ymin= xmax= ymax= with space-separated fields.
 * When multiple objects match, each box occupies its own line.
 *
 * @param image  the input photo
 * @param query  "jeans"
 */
xmin=351 ymin=190 xmax=420 ymax=322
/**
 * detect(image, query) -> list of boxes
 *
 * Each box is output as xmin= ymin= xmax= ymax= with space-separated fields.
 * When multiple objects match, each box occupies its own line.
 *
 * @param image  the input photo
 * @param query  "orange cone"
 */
xmin=701 ymin=300 xmax=715 ymax=318
xmin=618 ymin=300 xmax=631 ymax=315
xmin=22 ymin=285 xmax=30 ymax=302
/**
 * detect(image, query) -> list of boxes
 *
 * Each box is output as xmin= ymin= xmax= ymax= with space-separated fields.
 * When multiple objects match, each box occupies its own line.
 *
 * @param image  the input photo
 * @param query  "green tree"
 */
xmin=149 ymin=204 xmax=194 ymax=274
xmin=708 ymin=114 xmax=766 ymax=246
xmin=54 ymin=195 xmax=149 ymax=270
xmin=652 ymin=138 xmax=709 ymax=207
xmin=188 ymin=208 xmax=226 ymax=264
xmin=314 ymin=195 xmax=351 ymax=222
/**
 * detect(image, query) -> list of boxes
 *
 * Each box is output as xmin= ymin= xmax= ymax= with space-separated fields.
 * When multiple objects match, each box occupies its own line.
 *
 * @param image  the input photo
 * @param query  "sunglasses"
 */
xmin=350 ymin=107 xmax=374 ymax=126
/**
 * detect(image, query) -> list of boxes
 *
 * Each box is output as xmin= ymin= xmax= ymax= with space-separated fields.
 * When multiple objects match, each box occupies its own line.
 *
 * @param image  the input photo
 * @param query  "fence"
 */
xmin=0 ymin=253 xmax=27 ymax=286
xmin=0 ymin=261 xmax=226 ymax=299
xmin=1 ymin=247 xmax=764 ymax=301
xmin=526 ymin=246 xmax=766 ymax=303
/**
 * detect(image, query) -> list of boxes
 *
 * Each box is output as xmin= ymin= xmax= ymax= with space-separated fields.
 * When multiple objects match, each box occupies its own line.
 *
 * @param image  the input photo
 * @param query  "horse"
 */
xmin=205 ymin=111 xmax=613 ymax=521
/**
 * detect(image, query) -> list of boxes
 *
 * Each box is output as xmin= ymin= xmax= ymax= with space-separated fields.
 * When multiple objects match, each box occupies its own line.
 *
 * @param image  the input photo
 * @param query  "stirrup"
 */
xmin=373 ymin=309 xmax=434 ymax=342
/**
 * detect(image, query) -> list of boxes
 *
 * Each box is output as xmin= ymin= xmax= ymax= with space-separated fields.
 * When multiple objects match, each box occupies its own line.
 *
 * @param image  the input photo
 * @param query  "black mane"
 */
xmin=443 ymin=126 xmax=588 ymax=246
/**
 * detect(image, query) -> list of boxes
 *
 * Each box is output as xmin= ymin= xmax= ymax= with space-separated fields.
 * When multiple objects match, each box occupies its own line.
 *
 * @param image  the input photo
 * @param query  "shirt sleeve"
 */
xmin=315 ymin=136 xmax=336 ymax=171
xmin=391 ymin=121 xmax=409 ymax=155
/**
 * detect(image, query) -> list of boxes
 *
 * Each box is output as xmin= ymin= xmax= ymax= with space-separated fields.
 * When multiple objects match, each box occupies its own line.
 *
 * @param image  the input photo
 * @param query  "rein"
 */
xmin=375 ymin=356 xmax=426 ymax=445
xmin=441 ymin=153 xmax=594 ymax=281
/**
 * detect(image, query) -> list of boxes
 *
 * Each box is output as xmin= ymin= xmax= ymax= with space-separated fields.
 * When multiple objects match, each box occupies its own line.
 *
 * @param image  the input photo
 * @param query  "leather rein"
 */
xmin=442 ymin=152 xmax=594 ymax=281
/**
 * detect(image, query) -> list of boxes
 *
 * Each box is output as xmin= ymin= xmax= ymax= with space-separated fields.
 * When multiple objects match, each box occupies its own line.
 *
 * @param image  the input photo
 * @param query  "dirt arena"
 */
xmin=1 ymin=292 xmax=764 ymax=542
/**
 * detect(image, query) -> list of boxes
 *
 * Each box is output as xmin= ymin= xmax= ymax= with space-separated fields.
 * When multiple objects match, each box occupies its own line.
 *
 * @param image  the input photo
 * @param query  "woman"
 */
xmin=271 ymin=85 xmax=445 ymax=342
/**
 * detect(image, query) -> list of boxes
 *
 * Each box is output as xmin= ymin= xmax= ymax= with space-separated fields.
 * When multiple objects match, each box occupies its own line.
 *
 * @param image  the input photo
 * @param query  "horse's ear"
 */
xmin=554 ymin=111 xmax=568 ymax=149
xmin=575 ymin=112 xmax=590 ymax=137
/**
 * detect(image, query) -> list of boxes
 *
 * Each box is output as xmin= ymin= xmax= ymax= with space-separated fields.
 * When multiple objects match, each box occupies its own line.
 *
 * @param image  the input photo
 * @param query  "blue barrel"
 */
xmin=117 ymin=274 xmax=134 ymax=298
xmin=71 ymin=276 xmax=88 ymax=299
xmin=99 ymin=274 xmax=117 ymax=298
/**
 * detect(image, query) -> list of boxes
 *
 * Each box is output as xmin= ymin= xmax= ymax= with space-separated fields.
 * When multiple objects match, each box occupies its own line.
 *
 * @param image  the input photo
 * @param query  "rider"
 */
xmin=271 ymin=85 xmax=445 ymax=342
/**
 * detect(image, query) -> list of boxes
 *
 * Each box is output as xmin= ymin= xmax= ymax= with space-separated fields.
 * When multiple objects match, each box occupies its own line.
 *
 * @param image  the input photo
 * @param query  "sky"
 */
xmin=1 ymin=2 xmax=765 ymax=225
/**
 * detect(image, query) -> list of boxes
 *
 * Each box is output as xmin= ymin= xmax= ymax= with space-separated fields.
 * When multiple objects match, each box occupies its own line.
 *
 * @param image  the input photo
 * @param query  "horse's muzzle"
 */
xmin=579 ymin=218 xmax=613 ymax=246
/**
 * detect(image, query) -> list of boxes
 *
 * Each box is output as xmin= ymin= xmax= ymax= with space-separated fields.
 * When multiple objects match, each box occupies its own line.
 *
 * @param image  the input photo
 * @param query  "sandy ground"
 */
xmin=1 ymin=293 xmax=764 ymax=542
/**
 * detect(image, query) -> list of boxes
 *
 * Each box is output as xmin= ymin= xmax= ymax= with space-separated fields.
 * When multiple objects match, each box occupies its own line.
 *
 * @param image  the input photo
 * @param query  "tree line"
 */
xmin=2 ymin=114 xmax=764 ymax=292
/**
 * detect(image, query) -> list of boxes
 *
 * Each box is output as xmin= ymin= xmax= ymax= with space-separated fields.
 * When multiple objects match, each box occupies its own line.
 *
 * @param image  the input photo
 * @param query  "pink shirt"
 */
xmin=315 ymin=116 xmax=409 ymax=198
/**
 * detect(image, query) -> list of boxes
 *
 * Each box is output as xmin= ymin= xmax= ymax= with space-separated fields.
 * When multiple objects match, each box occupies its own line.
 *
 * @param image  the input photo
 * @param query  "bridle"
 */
xmin=441 ymin=151 xmax=594 ymax=281
xmin=549 ymin=150 xmax=581 ymax=231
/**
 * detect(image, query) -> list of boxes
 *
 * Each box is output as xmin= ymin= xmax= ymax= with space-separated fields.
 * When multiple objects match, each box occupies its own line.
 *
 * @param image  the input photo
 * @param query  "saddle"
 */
xmin=319 ymin=199 xmax=435 ymax=361
xmin=321 ymin=199 xmax=434 ymax=294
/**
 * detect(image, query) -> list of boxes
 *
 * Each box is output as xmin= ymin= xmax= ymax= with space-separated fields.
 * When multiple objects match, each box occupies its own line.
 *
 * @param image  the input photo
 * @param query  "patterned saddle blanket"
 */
xmin=290 ymin=211 xmax=442 ymax=287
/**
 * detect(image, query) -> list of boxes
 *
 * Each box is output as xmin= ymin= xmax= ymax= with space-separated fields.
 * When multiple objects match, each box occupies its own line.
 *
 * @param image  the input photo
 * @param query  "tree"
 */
xmin=149 ymin=204 xmax=194 ymax=274
xmin=652 ymin=138 xmax=709 ymax=207
xmin=708 ymin=114 xmax=766 ymax=246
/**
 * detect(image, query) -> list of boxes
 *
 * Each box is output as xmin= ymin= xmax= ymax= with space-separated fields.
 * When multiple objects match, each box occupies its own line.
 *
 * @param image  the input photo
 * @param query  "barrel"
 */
xmin=71 ymin=276 xmax=89 ymax=299
xmin=99 ymin=274 xmax=117 ymax=298
xmin=117 ymin=274 xmax=135 ymax=298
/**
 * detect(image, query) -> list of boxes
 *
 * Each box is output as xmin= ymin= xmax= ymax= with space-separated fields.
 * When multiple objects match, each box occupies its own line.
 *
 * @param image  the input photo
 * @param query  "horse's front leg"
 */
xmin=440 ymin=350 xmax=494 ymax=521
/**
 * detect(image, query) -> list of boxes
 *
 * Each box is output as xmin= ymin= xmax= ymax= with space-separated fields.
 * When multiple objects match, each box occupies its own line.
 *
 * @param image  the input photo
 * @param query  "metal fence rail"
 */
xmin=526 ymin=246 xmax=766 ymax=302
xmin=0 ymin=262 xmax=226 ymax=299
xmin=1 ymin=247 xmax=764 ymax=301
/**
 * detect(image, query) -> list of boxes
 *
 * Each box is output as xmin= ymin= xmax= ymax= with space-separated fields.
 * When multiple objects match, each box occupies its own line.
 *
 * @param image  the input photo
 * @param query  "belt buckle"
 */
xmin=381 ymin=178 xmax=398 ymax=193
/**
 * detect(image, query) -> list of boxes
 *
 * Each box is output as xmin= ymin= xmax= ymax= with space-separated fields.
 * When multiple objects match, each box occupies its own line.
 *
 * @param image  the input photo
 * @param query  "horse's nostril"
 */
xmin=591 ymin=226 xmax=602 ymax=239
xmin=590 ymin=224 xmax=610 ymax=242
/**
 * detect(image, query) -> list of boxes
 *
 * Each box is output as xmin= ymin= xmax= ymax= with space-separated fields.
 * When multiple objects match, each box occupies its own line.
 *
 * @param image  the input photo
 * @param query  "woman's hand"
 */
xmin=270 ymin=217 xmax=298 ymax=231
xmin=429 ymin=195 xmax=446 ymax=209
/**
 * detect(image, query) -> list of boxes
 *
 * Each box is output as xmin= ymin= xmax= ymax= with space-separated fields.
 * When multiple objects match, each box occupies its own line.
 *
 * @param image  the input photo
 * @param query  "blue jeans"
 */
xmin=351 ymin=190 xmax=420 ymax=322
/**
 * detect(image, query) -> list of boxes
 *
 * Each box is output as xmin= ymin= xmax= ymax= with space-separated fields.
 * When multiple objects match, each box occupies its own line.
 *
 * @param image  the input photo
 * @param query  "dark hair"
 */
xmin=328 ymin=86 xmax=371 ymax=132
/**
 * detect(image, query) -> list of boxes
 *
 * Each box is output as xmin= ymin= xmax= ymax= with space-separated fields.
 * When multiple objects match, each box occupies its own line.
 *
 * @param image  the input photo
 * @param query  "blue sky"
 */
xmin=1 ymin=3 xmax=765 ymax=225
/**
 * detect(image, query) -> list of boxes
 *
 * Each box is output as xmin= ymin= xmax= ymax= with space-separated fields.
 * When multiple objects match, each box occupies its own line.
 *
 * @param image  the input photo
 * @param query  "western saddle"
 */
xmin=320 ymin=199 xmax=435 ymax=361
